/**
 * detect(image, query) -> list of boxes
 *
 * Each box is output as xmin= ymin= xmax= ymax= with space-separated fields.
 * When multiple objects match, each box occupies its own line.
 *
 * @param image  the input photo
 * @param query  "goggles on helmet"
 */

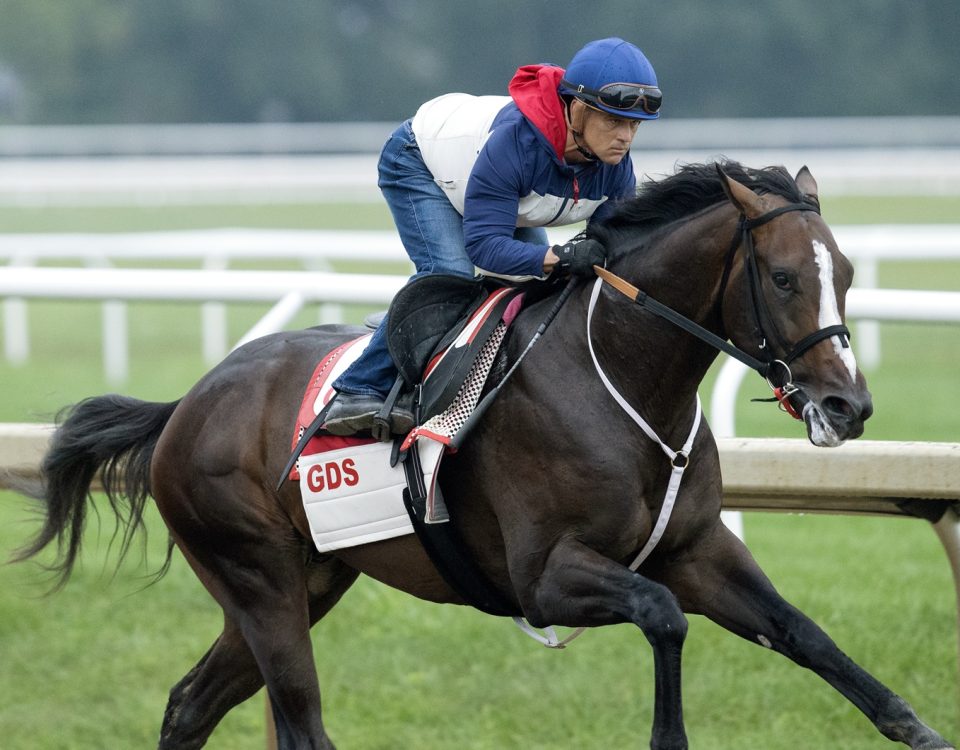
xmin=561 ymin=79 xmax=662 ymax=115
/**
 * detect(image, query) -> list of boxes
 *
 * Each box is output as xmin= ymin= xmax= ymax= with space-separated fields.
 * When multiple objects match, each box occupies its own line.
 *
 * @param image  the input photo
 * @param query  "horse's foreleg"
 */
xmin=660 ymin=522 xmax=955 ymax=750
xmin=521 ymin=538 xmax=689 ymax=750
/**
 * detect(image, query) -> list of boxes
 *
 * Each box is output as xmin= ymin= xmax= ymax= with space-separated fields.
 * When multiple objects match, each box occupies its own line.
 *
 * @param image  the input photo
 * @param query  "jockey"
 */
xmin=323 ymin=37 xmax=662 ymax=438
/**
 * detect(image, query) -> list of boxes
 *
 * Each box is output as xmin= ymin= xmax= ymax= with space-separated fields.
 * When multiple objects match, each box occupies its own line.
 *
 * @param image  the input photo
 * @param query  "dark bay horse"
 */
xmin=14 ymin=162 xmax=954 ymax=750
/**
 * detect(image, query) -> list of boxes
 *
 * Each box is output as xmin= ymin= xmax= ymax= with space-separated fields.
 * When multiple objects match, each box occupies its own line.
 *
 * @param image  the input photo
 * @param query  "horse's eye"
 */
xmin=772 ymin=271 xmax=792 ymax=290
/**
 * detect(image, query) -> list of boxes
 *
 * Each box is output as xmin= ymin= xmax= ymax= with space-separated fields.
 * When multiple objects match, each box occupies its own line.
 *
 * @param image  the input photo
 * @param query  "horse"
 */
xmin=13 ymin=161 xmax=954 ymax=750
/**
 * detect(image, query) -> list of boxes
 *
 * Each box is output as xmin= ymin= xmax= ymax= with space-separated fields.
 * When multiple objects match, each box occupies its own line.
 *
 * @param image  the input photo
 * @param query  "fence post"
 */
xmin=3 ymin=253 xmax=34 ymax=365
xmin=306 ymin=257 xmax=344 ymax=325
xmin=854 ymin=257 xmax=881 ymax=370
xmin=85 ymin=254 xmax=129 ymax=385
xmin=933 ymin=506 xmax=960 ymax=709
xmin=711 ymin=358 xmax=751 ymax=540
xmin=202 ymin=255 xmax=229 ymax=366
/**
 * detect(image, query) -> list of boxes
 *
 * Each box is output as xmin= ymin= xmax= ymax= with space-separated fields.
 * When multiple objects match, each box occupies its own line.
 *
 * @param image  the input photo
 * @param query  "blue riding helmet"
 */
xmin=559 ymin=37 xmax=662 ymax=120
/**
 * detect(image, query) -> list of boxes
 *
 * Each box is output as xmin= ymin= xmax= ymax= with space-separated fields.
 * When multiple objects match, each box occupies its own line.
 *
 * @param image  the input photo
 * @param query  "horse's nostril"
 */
xmin=822 ymin=394 xmax=872 ymax=423
xmin=823 ymin=396 xmax=855 ymax=420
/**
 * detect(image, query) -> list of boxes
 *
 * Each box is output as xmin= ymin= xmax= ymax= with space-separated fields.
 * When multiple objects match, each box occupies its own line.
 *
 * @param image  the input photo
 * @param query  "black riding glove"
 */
xmin=553 ymin=238 xmax=606 ymax=277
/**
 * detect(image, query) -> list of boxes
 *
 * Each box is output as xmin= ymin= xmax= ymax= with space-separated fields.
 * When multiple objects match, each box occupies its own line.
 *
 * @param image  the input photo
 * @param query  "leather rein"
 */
xmin=595 ymin=199 xmax=852 ymax=420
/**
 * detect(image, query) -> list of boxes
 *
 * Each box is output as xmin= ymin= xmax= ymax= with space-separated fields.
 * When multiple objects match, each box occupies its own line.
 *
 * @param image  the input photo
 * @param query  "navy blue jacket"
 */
xmin=411 ymin=65 xmax=636 ymax=277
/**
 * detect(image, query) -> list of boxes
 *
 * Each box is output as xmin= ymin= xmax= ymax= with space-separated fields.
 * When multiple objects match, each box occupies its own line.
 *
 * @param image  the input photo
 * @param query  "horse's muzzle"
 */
xmin=802 ymin=389 xmax=874 ymax=447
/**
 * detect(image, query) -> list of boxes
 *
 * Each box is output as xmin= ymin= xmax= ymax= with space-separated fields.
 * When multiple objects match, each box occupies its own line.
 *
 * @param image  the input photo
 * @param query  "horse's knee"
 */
xmin=633 ymin=584 xmax=688 ymax=647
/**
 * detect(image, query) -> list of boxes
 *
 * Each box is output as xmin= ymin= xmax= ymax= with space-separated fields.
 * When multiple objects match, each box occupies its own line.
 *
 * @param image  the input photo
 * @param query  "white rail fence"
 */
xmin=3 ymin=225 xmax=959 ymax=383
xmin=5 ymin=149 xmax=960 ymax=206
xmin=3 ymin=272 xmax=960 ymax=384
xmin=0 ymin=229 xmax=416 ymax=378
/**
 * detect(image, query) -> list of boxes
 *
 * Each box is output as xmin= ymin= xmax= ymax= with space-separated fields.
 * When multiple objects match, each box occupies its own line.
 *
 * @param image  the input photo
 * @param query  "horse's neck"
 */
xmin=578 ymin=208 xmax=733 ymax=433
xmin=623 ymin=206 xmax=733 ymax=314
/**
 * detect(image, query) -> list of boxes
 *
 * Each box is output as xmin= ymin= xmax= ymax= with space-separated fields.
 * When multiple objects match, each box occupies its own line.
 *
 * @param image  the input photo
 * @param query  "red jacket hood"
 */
xmin=508 ymin=64 xmax=567 ymax=160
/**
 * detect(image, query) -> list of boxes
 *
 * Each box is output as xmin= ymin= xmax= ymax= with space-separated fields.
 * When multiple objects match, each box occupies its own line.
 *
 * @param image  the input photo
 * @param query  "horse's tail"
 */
xmin=11 ymin=395 xmax=180 ymax=589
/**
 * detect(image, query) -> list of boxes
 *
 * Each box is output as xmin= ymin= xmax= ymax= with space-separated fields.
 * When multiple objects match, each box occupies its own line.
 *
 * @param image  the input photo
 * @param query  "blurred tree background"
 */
xmin=0 ymin=0 xmax=957 ymax=124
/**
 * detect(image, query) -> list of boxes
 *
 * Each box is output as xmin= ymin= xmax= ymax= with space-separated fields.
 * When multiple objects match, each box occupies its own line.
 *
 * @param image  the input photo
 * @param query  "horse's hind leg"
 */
xmin=659 ymin=522 xmax=954 ymax=750
xmin=159 ymin=618 xmax=263 ymax=749
xmin=156 ymin=526 xmax=358 ymax=749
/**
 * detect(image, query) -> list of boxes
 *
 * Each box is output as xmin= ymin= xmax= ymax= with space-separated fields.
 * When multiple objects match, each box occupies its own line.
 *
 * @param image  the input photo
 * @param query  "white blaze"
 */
xmin=812 ymin=240 xmax=858 ymax=381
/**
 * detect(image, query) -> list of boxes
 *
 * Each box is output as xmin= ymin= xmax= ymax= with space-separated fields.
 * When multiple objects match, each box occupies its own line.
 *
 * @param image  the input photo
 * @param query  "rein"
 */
xmin=594 ymin=266 xmax=770 ymax=374
xmin=597 ymin=200 xmax=851 ymax=418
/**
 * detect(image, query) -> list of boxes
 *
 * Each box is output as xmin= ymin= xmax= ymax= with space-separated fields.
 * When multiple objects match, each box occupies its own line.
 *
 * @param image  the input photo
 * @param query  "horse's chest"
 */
xmin=585 ymin=461 xmax=705 ymax=561
xmin=581 ymin=489 xmax=657 ymax=559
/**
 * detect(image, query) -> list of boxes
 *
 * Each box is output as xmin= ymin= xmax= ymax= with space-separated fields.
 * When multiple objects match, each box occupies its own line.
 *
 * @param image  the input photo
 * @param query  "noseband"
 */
xmin=595 ymin=198 xmax=851 ymax=419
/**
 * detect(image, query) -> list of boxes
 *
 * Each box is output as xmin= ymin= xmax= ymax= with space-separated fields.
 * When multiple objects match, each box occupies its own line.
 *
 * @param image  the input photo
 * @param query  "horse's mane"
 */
xmin=587 ymin=159 xmax=806 ymax=254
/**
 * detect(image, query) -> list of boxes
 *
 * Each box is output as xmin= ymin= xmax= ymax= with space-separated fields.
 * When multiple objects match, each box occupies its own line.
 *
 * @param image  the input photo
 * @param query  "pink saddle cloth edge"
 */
xmin=288 ymin=337 xmax=375 ymax=481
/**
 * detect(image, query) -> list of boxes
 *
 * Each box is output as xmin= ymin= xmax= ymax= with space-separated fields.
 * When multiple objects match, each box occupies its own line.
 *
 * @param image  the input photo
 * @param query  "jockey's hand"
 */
xmin=553 ymin=238 xmax=606 ymax=277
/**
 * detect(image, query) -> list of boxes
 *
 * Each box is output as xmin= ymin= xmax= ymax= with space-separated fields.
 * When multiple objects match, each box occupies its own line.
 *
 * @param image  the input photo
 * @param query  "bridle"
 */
xmin=596 ymin=198 xmax=852 ymax=419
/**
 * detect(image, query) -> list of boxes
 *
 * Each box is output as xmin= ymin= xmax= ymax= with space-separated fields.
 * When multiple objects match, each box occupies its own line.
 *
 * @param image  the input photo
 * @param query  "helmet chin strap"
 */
xmin=565 ymin=99 xmax=598 ymax=161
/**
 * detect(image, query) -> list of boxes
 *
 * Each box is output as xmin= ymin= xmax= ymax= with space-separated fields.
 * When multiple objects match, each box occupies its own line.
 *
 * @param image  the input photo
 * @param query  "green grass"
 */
xmin=1 ymin=504 xmax=956 ymax=749
xmin=0 ymin=202 xmax=396 ymax=232
xmin=1 ymin=196 xmax=959 ymax=748
xmin=820 ymin=194 xmax=960 ymax=225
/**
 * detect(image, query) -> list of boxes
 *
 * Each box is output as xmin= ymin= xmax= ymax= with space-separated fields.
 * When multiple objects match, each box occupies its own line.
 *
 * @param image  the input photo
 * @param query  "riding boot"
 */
xmin=322 ymin=393 xmax=415 ymax=440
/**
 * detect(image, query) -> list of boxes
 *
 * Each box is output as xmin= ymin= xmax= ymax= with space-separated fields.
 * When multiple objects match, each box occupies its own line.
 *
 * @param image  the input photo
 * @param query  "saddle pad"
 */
xmin=290 ymin=289 xmax=522 ymax=551
xmin=299 ymin=439 xmax=442 ymax=552
xmin=290 ymin=334 xmax=443 ymax=552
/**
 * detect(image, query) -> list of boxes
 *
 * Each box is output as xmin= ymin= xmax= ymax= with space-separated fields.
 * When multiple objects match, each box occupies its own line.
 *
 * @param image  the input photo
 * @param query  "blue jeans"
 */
xmin=334 ymin=120 xmax=548 ymax=397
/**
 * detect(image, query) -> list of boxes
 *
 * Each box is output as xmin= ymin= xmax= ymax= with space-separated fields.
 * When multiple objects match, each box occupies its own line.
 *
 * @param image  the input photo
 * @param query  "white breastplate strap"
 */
xmin=514 ymin=277 xmax=702 ymax=648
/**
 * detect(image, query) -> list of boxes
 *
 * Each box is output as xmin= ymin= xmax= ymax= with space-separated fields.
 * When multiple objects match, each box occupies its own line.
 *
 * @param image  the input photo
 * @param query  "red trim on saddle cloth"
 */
xmin=400 ymin=427 xmax=450 ymax=453
xmin=502 ymin=292 xmax=524 ymax=327
xmin=289 ymin=338 xmax=375 ymax=481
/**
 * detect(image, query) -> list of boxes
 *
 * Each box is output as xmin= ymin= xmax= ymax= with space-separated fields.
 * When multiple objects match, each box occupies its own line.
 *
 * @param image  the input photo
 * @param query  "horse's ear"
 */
xmin=795 ymin=165 xmax=819 ymax=200
xmin=717 ymin=165 xmax=765 ymax=219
